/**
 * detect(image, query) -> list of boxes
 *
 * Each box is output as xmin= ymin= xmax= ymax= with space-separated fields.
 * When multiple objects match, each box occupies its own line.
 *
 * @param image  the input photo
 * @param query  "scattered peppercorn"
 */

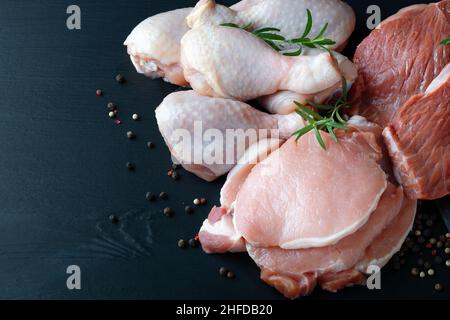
xmin=96 ymin=89 xmax=103 ymax=96
xmin=127 ymin=131 xmax=136 ymax=139
xmin=132 ymin=113 xmax=139 ymax=121
xmin=159 ymin=192 xmax=168 ymax=200
xmin=227 ymin=271 xmax=235 ymax=279
xmin=107 ymin=102 xmax=117 ymax=110
xmin=147 ymin=141 xmax=155 ymax=149
xmin=109 ymin=214 xmax=119 ymax=224
xmin=126 ymin=162 xmax=135 ymax=171
xmin=146 ymin=192 xmax=156 ymax=202
xmin=429 ymin=238 xmax=437 ymax=245
xmin=185 ymin=206 xmax=194 ymax=214
xmin=446 ymin=233 xmax=450 ymax=238
xmin=115 ymin=74 xmax=125 ymax=84
xmin=445 ymin=248 xmax=450 ymax=254
xmin=163 ymin=207 xmax=173 ymax=217
xmin=414 ymin=230 xmax=421 ymax=236
xmin=188 ymin=238 xmax=197 ymax=248
xmin=436 ymin=241 xmax=443 ymax=248
xmin=434 ymin=283 xmax=444 ymax=291
xmin=114 ymin=119 xmax=122 ymax=125
xmin=108 ymin=111 xmax=116 ymax=118
xmin=419 ymin=271 xmax=426 ymax=278
xmin=446 ymin=260 xmax=450 ymax=267
xmin=410 ymin=268 xmax=419 ymax=276
xmin=193 ymin=198 xmax=200 ymax=205
xmin=171 ymin=171 xmax=180 ymax=180
xmin=167 ymin=169 xmax=174 ymax=177
xmin=200 ymin=198 xmax=207 ymax=205
xmin=177 ymin=239 xmax=187 ymax=248
xmin=219 ymin=267 xmax=228 ymax=277
xmin=424 ymin=261 xmax=432 ymax=269
xmin=427 ymin=269 xmax=435 ymax=276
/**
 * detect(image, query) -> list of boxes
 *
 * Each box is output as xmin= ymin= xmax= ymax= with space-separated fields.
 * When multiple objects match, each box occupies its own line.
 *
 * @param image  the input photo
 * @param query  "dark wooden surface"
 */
xmin=0 ymin=0 xmax=448 ymax=299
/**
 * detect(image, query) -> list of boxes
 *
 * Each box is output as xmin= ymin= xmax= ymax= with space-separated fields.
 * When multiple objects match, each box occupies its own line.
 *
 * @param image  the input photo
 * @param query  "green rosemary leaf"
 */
xmin=258 ymin=33 xmax=286 ymax=41
xmin=440 ymin=38 xmax=450 ymax=45
xmin=314 ymin=127 xmax=327 ymax=150
xmin=300 ymin=9 xmax=313 ymax=39
xmin=295 ymin=109 xmax=315 ymax=123
xmin=220 ymin=23 xmax=241 ymax=28
xmin=335 ymin=109 xmax=348 ymax=124
xmin=314 ymin=22 xmax=329 ymax=40
xmin=294 ymin=101 xmax=323 ymax=120
xmin=264 ymin=39 xmax=282 ymax=51
xmin=293 ymin=124 xmax=314 ymax=140
xmin=283 ymin=47 xmax=303 ymax=56
xmin=253 ymin=27 xmax=281 ymax=34
xmin=327 ymin=125 xmax=339 ymax=142
xmin=328 ymin=122 xmax=349 ymax=130
xmin=307 ymin=100 xmax=333 ymax=111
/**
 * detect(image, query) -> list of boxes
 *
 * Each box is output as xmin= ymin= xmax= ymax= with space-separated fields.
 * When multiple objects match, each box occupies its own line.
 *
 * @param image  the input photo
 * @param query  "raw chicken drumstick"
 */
xmin=181 ymin=25 xmax=343 ymax=101
xmin=155 ymin=91 xmax=303 ymax=181
xmin=124 ymin=0 xmax=355 ymax=86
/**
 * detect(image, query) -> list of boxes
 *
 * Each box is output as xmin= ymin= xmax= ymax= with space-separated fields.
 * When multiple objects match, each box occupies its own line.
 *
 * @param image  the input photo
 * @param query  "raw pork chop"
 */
xmin=234 ymin=130 xmax=387 ymax=249
xmin=199 ymin=138 xmax=282 ymax=253
xmin=349 ymin=0 xmax=450 ymax=127
xmin=383 ymin=63 xmax=450 ymax=199
xmin=155 ymin=91 xmax=301 ymax=181
xmin=248 ymin=183 xmax=404 ymax=299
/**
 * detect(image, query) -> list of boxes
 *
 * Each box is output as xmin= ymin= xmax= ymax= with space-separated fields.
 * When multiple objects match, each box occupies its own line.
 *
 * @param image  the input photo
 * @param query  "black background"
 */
xmin=0 ymin=0 xmax=448 ymax=299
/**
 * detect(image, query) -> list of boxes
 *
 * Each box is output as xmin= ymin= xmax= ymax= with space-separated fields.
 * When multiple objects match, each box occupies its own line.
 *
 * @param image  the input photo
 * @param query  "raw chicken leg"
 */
xmin=124 ymin=0 xmax=355 ymax=86
xmin=258 ymin=49 xmax=358 ymax=114
xmin=123 ymin=8 xmax=192 ymax=86
xmin=188 ymin=0 xmax=355 ymax=51
xmin=181 ymin=25 xmax=343 ymax=100
xmin=155 ymin=91 xmax=303 ymax=181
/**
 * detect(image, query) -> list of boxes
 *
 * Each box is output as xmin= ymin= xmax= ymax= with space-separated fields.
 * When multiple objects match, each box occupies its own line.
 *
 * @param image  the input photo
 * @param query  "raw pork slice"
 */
xmin=383 ymin=64 xmax=450 ymax=199
xmin=199 ymin=138 xmax=282 ymax=253
xmin=248 ymin=183 xmax=404 ymax=299
xmin=234 ymin=130 xmax=387 ymax=249
xmin=349 ymin=0 xmax=450 ymax=127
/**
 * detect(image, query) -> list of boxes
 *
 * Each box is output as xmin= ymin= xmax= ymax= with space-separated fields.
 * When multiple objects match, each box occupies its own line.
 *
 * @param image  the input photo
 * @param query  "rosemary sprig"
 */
xmin=292 ymin=78 xmax=350 ymax=150
xmin=289 ymin=9 xmax=336 ymax=53
xmin=441 ymin=38 xmax=450 ymax=45
xmin=220 ymin=9 xmax=335 ymax=56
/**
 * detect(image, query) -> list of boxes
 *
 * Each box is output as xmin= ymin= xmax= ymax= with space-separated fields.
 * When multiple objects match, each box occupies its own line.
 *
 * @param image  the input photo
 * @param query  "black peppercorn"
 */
xmin=126 ymin=162 xmax=135 ymax=171
xmin=188 ymin=238 xmax=197 ymax=248
xmin=127 ymin=131 xmax=136 ymax=139
xmin=107 ymin=102 xmax=117 ymax=110
xmin=185 ymin=206 xmax=194 ymax=214
xmin=424 ymin=261 xmax=432 ymax=269
xmin=146 ymin=192 xmax=156 ymax=202
xmin=226 ymin=271 xmax=235 ymax=279
xmin=219 ymin=267 xmax=228 ymax=277
xmin=115 ymin=74 xmax=125 ymax=84
xmin=171 ymin=171 xmax=180 ymax=180
xmin=147 ymin=141 xmax=155 ymax=149
xmin=159 ymin=192 xmax=168 ymax=200
xmin=96 ymin=89 xmax=103 ymax=96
